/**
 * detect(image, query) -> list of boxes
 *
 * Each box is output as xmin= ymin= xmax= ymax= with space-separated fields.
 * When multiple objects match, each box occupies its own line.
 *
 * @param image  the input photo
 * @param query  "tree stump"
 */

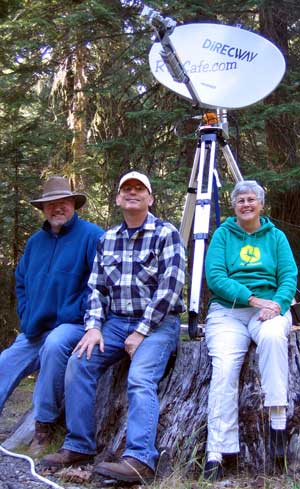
xmin=93 ymin=328 xmax=300 ymax=477
xmin=4 ymin=329 xmax=300 ymax=478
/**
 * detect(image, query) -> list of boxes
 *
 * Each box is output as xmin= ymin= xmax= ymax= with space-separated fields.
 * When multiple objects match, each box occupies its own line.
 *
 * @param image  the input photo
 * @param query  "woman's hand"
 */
xmin=258 ymin=307 xmax=280 ymax=321
xmin=248 ymin=296 xmax=281 ymax=321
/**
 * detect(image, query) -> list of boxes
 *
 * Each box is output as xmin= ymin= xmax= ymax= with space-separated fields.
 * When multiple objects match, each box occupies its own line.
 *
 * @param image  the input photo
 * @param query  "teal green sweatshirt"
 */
xmin=205 ymin=216 xmax=297 ymax=314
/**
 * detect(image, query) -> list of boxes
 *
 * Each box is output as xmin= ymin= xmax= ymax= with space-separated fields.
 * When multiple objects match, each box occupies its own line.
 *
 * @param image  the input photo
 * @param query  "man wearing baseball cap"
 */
xmin=0 ymin=176 xmax=104 ymax=459
xmin=117 ymin=170 xmax=152 ymax=194
xmin=42 ymin=170 xmax=186 ymax=483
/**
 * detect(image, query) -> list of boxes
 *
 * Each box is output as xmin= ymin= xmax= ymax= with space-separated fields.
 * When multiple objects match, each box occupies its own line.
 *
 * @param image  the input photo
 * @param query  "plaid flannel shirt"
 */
xmin=84 ymin=212 xmax=186 ymax=335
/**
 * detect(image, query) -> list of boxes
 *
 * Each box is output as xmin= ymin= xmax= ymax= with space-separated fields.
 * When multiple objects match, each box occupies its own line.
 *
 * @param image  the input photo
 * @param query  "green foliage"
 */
xmin=0 ymin=0 xmax=300 ymax=345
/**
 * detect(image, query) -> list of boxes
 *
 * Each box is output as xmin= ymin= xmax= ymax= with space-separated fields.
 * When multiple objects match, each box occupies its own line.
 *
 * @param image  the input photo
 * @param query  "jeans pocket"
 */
xmin=206 ymin=302 xmax=226 ymax=321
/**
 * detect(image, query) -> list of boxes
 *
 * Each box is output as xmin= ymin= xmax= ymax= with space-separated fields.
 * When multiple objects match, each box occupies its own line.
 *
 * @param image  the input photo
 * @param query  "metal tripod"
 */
xmin=140 ymin=6 xmax=245 ymax=338
xmin=180 ymin=110 xmax=243 ymax=339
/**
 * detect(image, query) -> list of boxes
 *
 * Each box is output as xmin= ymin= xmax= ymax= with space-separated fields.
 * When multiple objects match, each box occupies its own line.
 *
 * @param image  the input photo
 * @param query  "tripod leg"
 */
xmin=180 ymin=144 xmax=202 ymax=247
xmin=221 ymin=142 xmax=243 ymax=182
xmin=188 ymin=133 xmax=217 ymax=339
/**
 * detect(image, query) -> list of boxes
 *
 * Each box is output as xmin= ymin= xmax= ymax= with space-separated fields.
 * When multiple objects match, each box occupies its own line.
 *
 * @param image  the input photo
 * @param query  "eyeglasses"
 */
xmin=121 ymin=184 xmax=146 ymax=193
xmin=236 ymin=197 xmax=258 ymax=206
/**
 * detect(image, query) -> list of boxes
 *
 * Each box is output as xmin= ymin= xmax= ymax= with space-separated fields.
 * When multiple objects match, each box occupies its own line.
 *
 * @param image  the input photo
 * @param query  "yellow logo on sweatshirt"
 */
xmin=240 ymin=245 xmax=261 ymax=263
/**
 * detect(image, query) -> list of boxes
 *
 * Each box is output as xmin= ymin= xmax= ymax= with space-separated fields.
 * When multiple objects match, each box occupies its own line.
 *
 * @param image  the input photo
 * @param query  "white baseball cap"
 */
xmin=118 ymin=171 xmax=152 ymax=194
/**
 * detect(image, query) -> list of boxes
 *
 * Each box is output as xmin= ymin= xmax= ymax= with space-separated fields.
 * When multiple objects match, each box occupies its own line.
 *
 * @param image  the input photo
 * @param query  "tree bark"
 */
xmin=93 ymin=329 xmax=300 ymax=476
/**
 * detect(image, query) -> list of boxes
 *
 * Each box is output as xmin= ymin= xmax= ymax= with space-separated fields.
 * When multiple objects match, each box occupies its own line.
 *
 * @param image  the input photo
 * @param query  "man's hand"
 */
xmin=73 ymin=328 xmax=104 ymax=360
xmin=125 ymin=331 xmax=145 ymax=359
xmin=248 ymin=296 xmax=281 ymax=321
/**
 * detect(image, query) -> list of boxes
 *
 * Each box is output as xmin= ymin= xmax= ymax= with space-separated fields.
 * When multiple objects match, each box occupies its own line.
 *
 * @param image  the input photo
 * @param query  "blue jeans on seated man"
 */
xmin=0 ymin=323 xmax=85 ymax=420
xmin=62 ymin=312 xmax=181 ymax=471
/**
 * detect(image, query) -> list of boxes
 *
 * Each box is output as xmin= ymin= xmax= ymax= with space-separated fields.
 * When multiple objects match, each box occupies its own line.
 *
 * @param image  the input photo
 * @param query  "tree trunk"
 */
xmin=259 ymin=2 xmax=296 ymax=170
xmin=259 ymin=2 xmax=300 ymax=229
xmin=93 ymin=329 xmax=300 ymax=476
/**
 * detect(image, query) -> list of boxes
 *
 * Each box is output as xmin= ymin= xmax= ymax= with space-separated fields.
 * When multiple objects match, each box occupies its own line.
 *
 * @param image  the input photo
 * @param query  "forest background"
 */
xmin=0 ymin=0 xmax=300 ymax=350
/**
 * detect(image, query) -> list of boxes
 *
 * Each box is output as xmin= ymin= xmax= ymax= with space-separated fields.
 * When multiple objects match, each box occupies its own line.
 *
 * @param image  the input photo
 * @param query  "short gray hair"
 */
xmin=231 ymin=180 xmax=265 ymax=207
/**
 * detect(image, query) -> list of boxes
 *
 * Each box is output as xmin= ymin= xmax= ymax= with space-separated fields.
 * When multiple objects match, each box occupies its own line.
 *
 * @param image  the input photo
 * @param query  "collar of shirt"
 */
xmin=116 ymin=212 xmax=156 ymax=235
xmin=43 ymin=212 xmax=78 ymax=236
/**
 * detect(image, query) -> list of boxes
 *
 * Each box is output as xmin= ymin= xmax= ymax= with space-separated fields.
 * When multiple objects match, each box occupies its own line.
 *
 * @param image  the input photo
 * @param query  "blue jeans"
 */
xmin=0 ymin=323 xmax=84 ymax=420
xmin=63 ymin=313 xmax=180 ymax=470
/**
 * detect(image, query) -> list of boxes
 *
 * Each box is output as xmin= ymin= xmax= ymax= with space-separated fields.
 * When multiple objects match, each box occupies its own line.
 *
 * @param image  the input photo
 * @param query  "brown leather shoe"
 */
xmin=40 ymin=448 xmax=94 ymax=468
xmin=94 ymin=456 xmax=155 ymax=483
xmin=28 ymin=421 xmax=55 ymax=456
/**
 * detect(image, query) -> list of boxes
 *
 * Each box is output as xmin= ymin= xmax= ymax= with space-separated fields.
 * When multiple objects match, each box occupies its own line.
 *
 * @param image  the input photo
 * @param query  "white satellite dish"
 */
xmin=149 ymin=23 xmax=286 ymax=109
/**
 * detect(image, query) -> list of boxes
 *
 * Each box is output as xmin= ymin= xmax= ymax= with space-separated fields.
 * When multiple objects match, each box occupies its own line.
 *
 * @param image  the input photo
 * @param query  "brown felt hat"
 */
xmin=30 ymin=176 xmax=86 ymax=210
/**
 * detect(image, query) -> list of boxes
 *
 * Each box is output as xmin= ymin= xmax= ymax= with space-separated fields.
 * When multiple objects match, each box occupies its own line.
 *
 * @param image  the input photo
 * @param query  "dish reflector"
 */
xmin=149 ymin=23 xmax=286 ymax=109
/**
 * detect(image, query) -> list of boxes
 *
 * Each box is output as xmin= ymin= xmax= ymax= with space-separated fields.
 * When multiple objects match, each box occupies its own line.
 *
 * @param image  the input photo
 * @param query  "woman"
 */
xmin=204 ymin=180 xmax=298 ymax=480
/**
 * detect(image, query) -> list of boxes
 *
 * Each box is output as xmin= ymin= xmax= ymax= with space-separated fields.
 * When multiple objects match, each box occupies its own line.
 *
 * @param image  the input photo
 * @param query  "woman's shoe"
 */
xmin=203 ymin=460 xmax=223 ymax=481
xmin=270 ymin=427 xmax=288 ymax=469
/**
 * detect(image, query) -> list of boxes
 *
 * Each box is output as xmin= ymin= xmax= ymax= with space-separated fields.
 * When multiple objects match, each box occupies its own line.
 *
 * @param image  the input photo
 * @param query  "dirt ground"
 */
xmin=0 ymin=383 xmax=155 ymax=489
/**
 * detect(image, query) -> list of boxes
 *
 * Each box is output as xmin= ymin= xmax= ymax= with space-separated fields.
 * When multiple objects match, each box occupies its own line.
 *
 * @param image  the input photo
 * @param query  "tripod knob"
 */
xmin=202 ymin=112 xmax=218 ymax=125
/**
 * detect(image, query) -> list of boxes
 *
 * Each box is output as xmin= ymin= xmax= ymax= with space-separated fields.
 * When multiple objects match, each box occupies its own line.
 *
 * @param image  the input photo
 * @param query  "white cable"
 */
xmin=0 ymin=445 xmax=65 ymax=489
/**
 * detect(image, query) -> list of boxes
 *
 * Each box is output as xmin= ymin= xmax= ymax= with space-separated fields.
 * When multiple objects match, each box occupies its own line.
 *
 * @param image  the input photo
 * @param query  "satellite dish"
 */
xmin=149 ymin=23 xmax=286 ymax=109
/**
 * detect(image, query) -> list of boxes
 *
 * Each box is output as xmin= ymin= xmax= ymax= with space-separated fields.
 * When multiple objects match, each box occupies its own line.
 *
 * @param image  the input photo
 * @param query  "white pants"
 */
xmin=205 ymin=302 xmax=291 ymax=454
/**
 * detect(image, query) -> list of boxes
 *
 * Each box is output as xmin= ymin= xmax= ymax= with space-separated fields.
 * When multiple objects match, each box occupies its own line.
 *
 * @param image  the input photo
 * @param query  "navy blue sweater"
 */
xmin=15 ymin=213 xmax=104 ymax=338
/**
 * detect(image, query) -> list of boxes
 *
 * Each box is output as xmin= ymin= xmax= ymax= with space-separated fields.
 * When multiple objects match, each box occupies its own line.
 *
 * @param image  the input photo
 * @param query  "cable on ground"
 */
xmin=0 ymin=445 xmax=65 ymax=489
